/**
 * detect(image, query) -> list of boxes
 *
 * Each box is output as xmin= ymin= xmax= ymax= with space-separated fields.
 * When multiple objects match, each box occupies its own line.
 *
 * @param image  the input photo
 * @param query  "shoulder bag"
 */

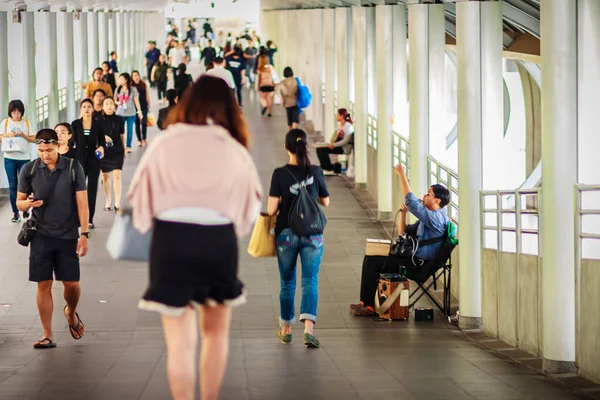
xmin=106 ymin=208 xmax=152 ymax=262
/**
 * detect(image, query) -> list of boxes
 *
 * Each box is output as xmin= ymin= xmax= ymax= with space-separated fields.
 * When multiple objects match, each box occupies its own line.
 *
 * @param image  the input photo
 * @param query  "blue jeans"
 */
xmin=4 ymin=158 xmax=29 ymax=213
xmin=122 ymin=116 xmax=136 ymax=148
xmin=276 ymin=229 xmax=324 ymax=325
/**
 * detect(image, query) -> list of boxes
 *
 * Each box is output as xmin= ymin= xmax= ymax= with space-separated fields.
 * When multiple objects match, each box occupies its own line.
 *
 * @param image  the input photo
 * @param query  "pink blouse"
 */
xmin=127 ymin=123 xmax=263 ymax=237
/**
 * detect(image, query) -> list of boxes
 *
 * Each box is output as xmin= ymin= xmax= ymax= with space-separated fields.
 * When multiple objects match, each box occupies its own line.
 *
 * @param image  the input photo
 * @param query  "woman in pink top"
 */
xmin=128 ymin=76 xmax=262 ymax=400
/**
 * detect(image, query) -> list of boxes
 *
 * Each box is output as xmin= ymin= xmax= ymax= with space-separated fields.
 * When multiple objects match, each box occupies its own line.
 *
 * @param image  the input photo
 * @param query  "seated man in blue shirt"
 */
xmin=351 ymin=164 xmax=450 ymax=316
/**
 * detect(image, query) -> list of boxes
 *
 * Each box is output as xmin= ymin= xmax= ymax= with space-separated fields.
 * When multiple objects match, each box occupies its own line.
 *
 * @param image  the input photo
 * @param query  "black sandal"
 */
xmin=64 ymin=306 xmax=85 ymax=340
xmin=33 ymin=338 xmax=57 ymax=349
xmin=104 ymin=206 xmax=112 ymax=211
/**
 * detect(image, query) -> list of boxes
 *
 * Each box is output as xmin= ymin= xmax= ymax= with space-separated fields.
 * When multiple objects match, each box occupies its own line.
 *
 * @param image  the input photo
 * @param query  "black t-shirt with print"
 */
xmin=269 ymin=165 xmax=330 ymax=237
xmin=226 ymin=56 xmax=245 ymax=84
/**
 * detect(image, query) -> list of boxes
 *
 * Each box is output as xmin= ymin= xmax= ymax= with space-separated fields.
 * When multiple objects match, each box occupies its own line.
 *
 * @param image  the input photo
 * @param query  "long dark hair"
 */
xmin=131 ymin=70 xmax=147 ymax=91
xmin=285 ymin=129 xmax=311 ymax=171
xmin=118 ymin=72 xmax=132 ymax=92
xmin=337 ymin=108 xmax=353 ymax=125
xmin=164 ymin=75 xmax=251 ymax=148
xmin=55 ymin=122 xmax=74 ymax=147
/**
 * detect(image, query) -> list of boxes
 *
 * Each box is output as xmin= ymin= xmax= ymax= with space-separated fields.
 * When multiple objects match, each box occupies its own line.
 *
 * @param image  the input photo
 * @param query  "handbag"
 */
xmin=106 ymin=208 xmax=153 ymax=262
xmin=1 ymin=137 xmax=25 ymax=152
xmin=247 ymin=212 xmax=277 ymax=258
xmin=270 ymin=67 xmax=281 ymax=85
xmin=17 ymin=219 xmax=37 ymax=247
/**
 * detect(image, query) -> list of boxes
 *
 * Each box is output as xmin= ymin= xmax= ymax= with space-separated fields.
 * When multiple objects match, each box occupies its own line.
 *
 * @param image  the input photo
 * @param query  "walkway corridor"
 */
xmin=0 ymin=85 xmax=588 ymax=400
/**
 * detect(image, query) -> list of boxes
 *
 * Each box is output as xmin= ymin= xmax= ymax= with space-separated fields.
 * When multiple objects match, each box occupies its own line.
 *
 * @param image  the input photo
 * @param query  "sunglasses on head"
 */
xmin=36 ymin=139 xmax=58 ymax=144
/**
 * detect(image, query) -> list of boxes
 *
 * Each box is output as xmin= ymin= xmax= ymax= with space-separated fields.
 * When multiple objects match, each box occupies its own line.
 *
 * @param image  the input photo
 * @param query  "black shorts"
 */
xmin=139 ymin=220 xmax=245 ymax=315
xmin=259 ymin=86 xmax=275 ymax=93
xmin=286 ymin=106 xmax=300 ymax=126
xmin=29 ymin=234 xmax=80 ymax=282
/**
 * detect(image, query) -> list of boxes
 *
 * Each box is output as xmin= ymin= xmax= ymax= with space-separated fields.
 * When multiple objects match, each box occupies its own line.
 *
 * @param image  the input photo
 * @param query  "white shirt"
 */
xmin=1 ymin=118 xmax=33 ymax=160
xmin=169 ymin=47 xmax=186 ymax=66
xmin=204 ymin=66 xmax=236 ymax=89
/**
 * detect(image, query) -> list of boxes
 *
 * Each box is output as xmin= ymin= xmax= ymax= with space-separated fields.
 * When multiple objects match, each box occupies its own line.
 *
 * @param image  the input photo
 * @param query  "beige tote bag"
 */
xmin=247 ymin=213 xmax=277 ymax=258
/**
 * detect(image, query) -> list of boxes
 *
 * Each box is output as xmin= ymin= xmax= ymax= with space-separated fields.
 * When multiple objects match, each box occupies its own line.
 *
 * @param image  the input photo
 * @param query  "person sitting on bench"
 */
xmin=351 ymin=164 xmax=450 ymax=316
xmin=315 ymin=108 xmax=354 ymax=174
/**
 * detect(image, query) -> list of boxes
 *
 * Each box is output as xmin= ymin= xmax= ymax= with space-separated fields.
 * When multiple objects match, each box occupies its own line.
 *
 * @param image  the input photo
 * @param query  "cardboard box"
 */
xmin=365 ymin=238 xmax=391 ymax=256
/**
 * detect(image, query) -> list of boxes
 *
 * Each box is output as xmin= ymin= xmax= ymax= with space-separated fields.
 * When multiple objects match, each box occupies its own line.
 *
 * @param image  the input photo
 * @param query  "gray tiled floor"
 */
xmin=0 ymin=65 xmax=585 ymax=400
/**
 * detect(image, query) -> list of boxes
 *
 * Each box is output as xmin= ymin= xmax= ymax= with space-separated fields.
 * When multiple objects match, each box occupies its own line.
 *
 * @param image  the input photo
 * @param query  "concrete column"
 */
xmin=541 ymin=0 xmax=578 ymax=374
xmin=366 ymin=7 xmax=376 ymax=116
xmin=22 ymin=12 xmax=37 ymax=132
xmin=375 ymin=5 xmax=394 ymax=219
xmin=89 ymin=12 xmax=99 ymax=71
xmin=64 ymin=12 xmax=77 ymax=121
xmin=352 ymin=7 xmax=368 ymax=186
xmin=116 ymin=12 xmax=124 ymax=74
xmin=408 ymin=4 xmax=445 ymax=202
xmin=47 ymin=12 xmax=59 ymax=126
xmin=99 ymin=12 xmax=109 ymax=63
xmin=335 ymin=8 xmax=351 ymax=110
xmin=129 ymin=13 xmax=135 ymax=72
xmin=456 ymin=1 xmax=503 ymax=330
xmin=324 ymin=9 xmax=336 ymax=136
xmin=392 ymin=6 xmax=408 ymax=135
xmin=578 ymin=0 xmax=600 ymax=184
xmin=0 ymin=12 xmax=8 ymax=123
xmin=311 ymin=9 xmax=325 ymax=134
xmin=122 ymin=12 xmax=130 ymax=72
xmin=80 ymin=12 xmax=89 ymax=87
xmin=108 ymin=12 xmax=116 ymax=58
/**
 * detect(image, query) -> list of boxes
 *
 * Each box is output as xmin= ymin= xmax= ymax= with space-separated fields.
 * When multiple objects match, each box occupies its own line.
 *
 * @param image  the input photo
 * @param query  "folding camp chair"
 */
xmin=403 ymin=222 xmax=458 ymax=317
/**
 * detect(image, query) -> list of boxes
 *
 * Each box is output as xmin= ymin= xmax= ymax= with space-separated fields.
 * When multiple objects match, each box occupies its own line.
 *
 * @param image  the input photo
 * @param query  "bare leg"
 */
xmin=101 ymin=172 xmax=111 ymax=208
xmin=259 ymin=92 xmax=267 ymax=109
xmin=63 ymin=281 xmax=84 ymax=338
xmin=36 ymin=281 xmax=54 ymax=340
xmin=304 ymin=320 xmax=314 ymax=335
xmin=162 ymin=307 xmax=198 ymax=400
xmin=199 ymin=304 xmax=232 ymax=400
xmin=292 ymin=122 xmax=298 ymax=129
xmin=113 ymin=170 xmax=123 ymax=209
xmin=266 ymin=92 xmax=274 ymax=114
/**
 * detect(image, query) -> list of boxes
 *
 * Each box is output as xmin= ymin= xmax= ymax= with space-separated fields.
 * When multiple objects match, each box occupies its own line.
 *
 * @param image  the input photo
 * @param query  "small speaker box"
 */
xmin=414 ymin=307 xmax=434 ymax=322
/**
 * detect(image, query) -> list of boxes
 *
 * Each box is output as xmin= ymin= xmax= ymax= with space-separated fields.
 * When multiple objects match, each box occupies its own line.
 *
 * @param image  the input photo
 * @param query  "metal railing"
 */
xmin=367 ymin=114 xmax=378 ymax=150
xmin=75 ymin=81 xmax=82 ymax=102
xmin=58 ymin=87 xmax=67 ymax=111
xmin=428 ymin=156 xmax=459 ymax=224
xmin=36 ymin=96 xmax=49 ymax=127
xmin=480 ymin=188 xmax=540 ymax=255
xmin=392 ymin=131 xmax=410 ymax=177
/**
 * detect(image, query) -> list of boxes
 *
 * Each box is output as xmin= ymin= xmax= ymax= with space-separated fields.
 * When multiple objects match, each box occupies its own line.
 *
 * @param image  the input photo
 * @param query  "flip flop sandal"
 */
xmin=64 ymin=306 xmax=85 ymax=340
xmin=104 ymin=207 xmax=112 ymax=211
xmin=33 ymin=338 xmax=57 ymax=349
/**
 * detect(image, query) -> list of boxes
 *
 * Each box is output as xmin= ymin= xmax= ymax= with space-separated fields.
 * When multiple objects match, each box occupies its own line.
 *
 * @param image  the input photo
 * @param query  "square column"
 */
xmin=88 ymin=12 xmax=99 ymax=71
xmin=64 ymin=12 xmax=77 ymax=121
xmin=335 ymin=8 xmax=351 ymax=111
xmin=352 ymin=7 xmax=368 ymax=186
xmin=123 ymin=12 xmax=130 ymax=72
xmin=129 ymin=13 xmax=136 ymax=72
xmin=47 ymin=12 xmax=59 ymax=126
xmin=99 ymin=12 xmax=109 ymax=63
xmin=456 ymin=1 xmax=503 ymax=330
xmin=108 ymin=12 xmax=116 ymax=59
xmin=392 ymin=6 xmax=408 ymax=136
xmin=311 ymin=9 xmax=325 ymax=134
xmin=22 ymin=12 xmax=37 ymax=133
xmin=375 ymin=5 xmax=394 ymax=220
xmin=116 ymin=12 xmax=124 ymax=74
xmin=0 ymin=12 xmax=8 ymax=123
xmin=408 ymin=3 xmax=445 ymax=202
xmin=323 ymin=9 xmax=336 ymax=136
xmin=540 ymin=0 xmax=578 ymax=374
xmin=80 ymin=11 xmax=89 ymax=86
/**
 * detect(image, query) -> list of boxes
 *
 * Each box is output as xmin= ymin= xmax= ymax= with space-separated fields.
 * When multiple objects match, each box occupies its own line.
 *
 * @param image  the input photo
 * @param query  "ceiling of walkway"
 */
xmin=0 ymin=0 xmax=171 ymax=11
xmin=261 ymin=0 xmax=541 ymax=39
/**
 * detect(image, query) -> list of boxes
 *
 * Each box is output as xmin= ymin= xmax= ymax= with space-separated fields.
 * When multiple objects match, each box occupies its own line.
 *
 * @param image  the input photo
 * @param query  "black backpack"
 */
xmin=283 ymin=167 xmax=327 ymax=237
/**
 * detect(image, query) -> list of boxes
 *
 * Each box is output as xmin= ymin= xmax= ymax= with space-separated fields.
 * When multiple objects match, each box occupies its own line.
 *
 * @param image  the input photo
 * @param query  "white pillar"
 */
xmin=108 ymin=12 xmax=116 ymax=58
xmin=541 ymin=0 xmax=578 ymax=374
xmin=408 ymin=4 xmax=445 ymax=201
xmin=64 ymin=12 xmax=77 ymax=121
xmin=324 ymin=9 xmax=336 ymax=137
xmin=0 ymin=12 xmax=8 ymax=122
xmin=47 ymin=12 xmax=59 ymax=127
xmin=22 ymin=12 xmax=37 ymax=133
xmin=123 ymin=12 xmax=130 ymax=72
xmin=353 ymin=7 xmax=368 ymax=186
xmin=89 ymin=12 xmax=99 ymax=71
xmin=375 ymin=5 xmax=394 ymax=219
xmin=80 ymin=12 xmax=89 ymax=86
xmin=456 ymin=1 xmax=503 ymax=330
xmin=99 ymin=12 xmax=109 ymax=63
xmin=116 ymin=12 xmax=124 ymax=74
xmin=335 ymin=8 xmax=350 ymax=111
xmin=311 ymin=9 xmax=324 ymax=134
xmin=392 ymin=6 xmax=408 ymax=136
xmin=578 ymin=0 xmax=600 ymax=184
